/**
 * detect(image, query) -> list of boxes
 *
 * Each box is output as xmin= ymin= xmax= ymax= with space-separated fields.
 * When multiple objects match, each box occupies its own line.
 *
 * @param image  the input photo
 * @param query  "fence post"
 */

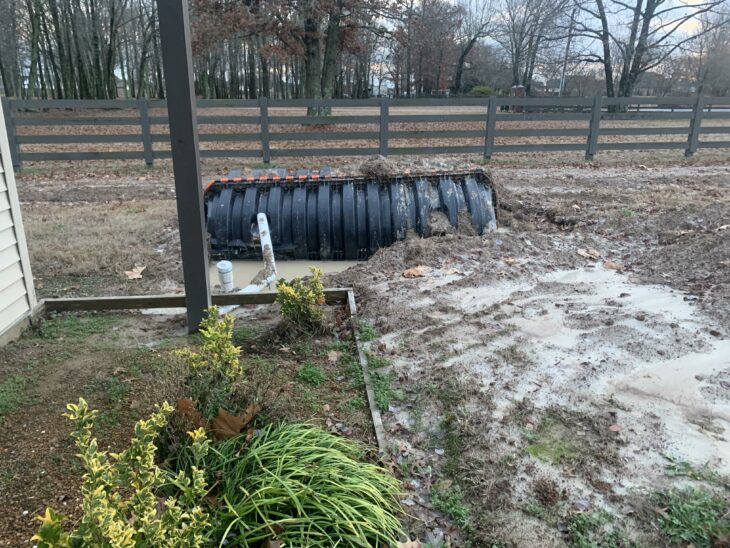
xmin=585 ymin=96 xmax=602 ymax=160
xmin=685 ymin=94 xmax=704 ymax=157
xmin=483 ymin=96 xmax=496 ymax=161
xmin=379 ymin=97 xmax=389 ymax=157
xmin=1 ymin=97 xmax=21 ymax=170
xmin=139 ymin=98 xmax=153 ymax=166
xmin=260 ymin=97 xmax=270 ymax=164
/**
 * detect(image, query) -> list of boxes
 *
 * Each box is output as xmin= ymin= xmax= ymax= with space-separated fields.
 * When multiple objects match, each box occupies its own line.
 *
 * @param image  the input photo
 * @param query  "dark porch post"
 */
xmin=156 ymin=0 xmax=211 ymax=331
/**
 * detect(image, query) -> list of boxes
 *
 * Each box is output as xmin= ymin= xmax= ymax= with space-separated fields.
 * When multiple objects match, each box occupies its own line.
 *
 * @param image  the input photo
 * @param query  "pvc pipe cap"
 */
xmin=216 ymin=260 xmax=233 ymax=274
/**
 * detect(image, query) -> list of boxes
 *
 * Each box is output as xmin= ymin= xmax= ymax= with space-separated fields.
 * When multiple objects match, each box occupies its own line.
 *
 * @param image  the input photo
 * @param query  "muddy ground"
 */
xmin=9 ymin=155 xmax=730 ymax=545
xmin=329 ymin=161 xmax=730 ymax=545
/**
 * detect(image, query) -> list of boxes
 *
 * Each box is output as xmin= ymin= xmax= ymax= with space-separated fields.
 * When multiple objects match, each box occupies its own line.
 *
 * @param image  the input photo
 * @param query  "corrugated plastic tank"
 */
xmin=204 ymin=169 xmax=497 ymax=260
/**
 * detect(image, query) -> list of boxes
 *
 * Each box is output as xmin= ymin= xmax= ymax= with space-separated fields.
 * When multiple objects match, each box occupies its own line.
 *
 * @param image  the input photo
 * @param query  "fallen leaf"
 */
xmin=603 ymin=261 xmax=624 ymax=271
xmin=397 ymin=541 xmax=421 ymax=548
xmin=577 ymin=248 xmax=600 ymax=259
xmin=210 ymin=409 xmax=246 ymax=440
xmin=176 ymin=399 xmax=204 ymax=428
xmin=124 ymin=265 xmax=146 ymax=280
xmin=239 ymin=403 xmax=260 ymax=429
xmin=403 ymin=265 xmax=428 ymax=278
xmin=323 ymin=404 xmax=331 ymax=412
xmin=210 ymin=404 xmax=260 ymax=440
xmin=609 ymin=424 xmax=621 ymax=432
xmin=327 ymin=350 xmax=340 ymax=363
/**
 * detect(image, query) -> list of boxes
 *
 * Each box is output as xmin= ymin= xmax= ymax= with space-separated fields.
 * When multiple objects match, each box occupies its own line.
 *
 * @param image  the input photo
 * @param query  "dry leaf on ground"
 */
xmin=210 ymin=409 xmax=246 ymax=440
xmin=176 ymin=398 xmax=204 ymax=428
xmin=327 ymin=350 xmax=340 ymax=363
xmin=603 ymin=261 xmax=624 ymax=271
xmin=577 ymin=248 xmax=601 ymax=259
xmin=209 ymin=404 xmax=260 ymax=440
xmin=403 ymin=265 xmax=428 ymax=278
xmin=124 ymin=264 xmax=146 ymax=279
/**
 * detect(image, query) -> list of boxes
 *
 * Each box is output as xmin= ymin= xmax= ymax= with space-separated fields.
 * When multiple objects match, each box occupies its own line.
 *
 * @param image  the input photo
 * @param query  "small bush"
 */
xmin=207 ymin=423 xmax=404 ymax=546
xmin=276 ymin=267 xmax=326 ymax=330
xmin=33 ymin=398 xmax=211 ymax=547
xmin=177 ymin=306 xmax=243 ymax=418
xmin=467 ymin=85 xmax=495 ymax=96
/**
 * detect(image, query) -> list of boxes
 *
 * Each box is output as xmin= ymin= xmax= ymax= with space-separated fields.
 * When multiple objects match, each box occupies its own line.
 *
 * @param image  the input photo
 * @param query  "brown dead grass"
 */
xmin=23 ymin=200 xmax=181 ymax=297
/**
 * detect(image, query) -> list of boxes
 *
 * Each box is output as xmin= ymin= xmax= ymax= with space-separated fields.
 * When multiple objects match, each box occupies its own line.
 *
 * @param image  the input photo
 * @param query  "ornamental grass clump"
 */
xmin=207 ymin=423 xmax=405 ymax=546
xmin=276 ymin=267 xmax=326 ymax=331
xmin=33 ymin=398 xmax=211 ymax=547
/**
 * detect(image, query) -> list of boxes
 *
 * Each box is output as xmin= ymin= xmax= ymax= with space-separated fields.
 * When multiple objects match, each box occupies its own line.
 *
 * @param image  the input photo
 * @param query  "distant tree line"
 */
xmin=0 ymin=0 xmax=728 ymax=100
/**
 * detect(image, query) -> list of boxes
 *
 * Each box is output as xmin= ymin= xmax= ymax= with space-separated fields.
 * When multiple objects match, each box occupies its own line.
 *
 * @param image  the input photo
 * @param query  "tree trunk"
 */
xmin=452 ymin=38 xmax=478 ymax=95
xmin=320 ymin=7 xmax=341 ymax=113
xmin=595 ymin=0 xmax=615 ymax=98
xmin=246 ymin=43 xmax=257 ymax=99
xmin=303 ymin=9 xmax=322 ymax=114
xmin=25 ymin=0 xmax=42 ymax=97
xmin=0 ymin=53 xmax=14 ymax=96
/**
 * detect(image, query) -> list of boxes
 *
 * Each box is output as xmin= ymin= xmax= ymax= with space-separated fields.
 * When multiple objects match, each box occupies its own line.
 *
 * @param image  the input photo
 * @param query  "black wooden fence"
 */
xmin=2 ymin=95 xmax=729 ymax=168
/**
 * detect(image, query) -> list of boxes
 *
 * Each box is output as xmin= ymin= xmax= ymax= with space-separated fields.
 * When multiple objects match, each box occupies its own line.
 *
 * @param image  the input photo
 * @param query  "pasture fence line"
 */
xmin=2 ymin=95 xmax=730 ymax=169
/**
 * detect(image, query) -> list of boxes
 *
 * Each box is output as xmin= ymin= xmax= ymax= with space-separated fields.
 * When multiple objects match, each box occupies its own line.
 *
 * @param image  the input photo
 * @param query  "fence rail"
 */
xmin=2 ymin=95 xmax=730 ymax=168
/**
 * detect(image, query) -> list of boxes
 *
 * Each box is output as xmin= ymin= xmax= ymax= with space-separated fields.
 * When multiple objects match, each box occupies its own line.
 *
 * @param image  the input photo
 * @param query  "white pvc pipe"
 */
xmin=219 ymin=213 xmax=278 ymax=314
xmin=240 ymin=213 xmax=278 ymax=293
xmin=216 ymin=260 xmax=234 ymax=293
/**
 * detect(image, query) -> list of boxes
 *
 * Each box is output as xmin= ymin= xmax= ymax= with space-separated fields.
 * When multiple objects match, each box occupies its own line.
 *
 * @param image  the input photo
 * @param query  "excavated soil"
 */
xmin=326 ymin=162 xmax=730 ymax=546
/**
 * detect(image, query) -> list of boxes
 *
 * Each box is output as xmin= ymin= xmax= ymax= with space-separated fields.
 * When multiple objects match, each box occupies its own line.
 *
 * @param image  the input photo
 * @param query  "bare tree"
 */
xmin=496 ymin=0 xmax=570 ymax=93
xmin=451 ymin=0 xmax=495 ymax=95
xmin=573 ymin=0 xmax=729 ymax=97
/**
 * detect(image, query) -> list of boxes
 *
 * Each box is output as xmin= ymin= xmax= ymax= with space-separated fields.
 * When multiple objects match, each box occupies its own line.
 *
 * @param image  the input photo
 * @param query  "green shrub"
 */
xmin=33 ymin=398 xmax=211 ymax=547
xmin=177 ymin=306 xmax=243 ymax=419
xmin=206 ymin=423 xmax=404 ymax=546
xmin=276 ymin=267 xmax=326 ymax=330
xmin=467 ymin=85 xmax=495 ymax=96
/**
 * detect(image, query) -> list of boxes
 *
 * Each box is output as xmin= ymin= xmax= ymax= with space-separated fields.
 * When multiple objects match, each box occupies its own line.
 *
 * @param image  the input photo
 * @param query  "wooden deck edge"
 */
xmin=40 ymin=288 xmax=351 ymax=313
xmin=347 ymin=290 xmax=388 ymax=453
